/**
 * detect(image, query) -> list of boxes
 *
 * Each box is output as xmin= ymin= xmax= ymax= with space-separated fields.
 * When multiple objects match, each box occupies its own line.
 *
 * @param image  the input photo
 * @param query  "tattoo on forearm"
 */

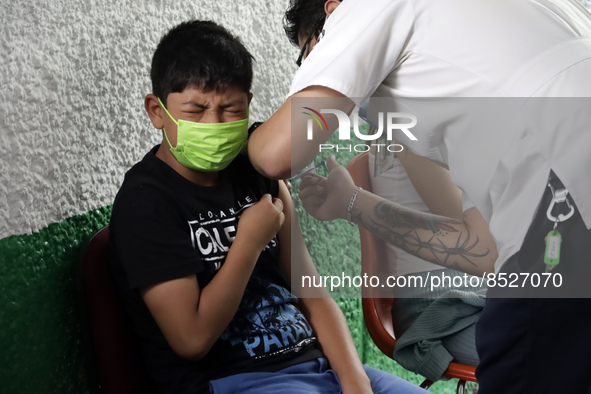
xmin=352 ymin=201 xmax=489 ymax=269
xmin=374 ymin=201 xmax=458 ymax=234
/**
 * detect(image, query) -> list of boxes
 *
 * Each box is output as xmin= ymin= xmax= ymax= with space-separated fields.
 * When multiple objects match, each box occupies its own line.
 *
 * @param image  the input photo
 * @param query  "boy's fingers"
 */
xmin=272 ymin=198 xmax=284 ymax=212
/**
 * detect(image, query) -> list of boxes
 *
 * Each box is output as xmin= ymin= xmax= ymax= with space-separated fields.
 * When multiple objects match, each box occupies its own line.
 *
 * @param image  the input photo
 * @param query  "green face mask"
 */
xmin=158 ymin=98 xmax=248 ymax=172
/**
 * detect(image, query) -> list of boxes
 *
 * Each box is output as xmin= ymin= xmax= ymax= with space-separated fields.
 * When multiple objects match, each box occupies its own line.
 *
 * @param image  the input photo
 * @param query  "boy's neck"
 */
xmin=155 ymin=144 xmax=221 ymax=186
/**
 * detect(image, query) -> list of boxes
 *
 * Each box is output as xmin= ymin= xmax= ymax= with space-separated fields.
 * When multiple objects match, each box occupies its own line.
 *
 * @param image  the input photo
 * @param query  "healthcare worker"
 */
xmin=248 ymin=1 xmax=591 ymax=393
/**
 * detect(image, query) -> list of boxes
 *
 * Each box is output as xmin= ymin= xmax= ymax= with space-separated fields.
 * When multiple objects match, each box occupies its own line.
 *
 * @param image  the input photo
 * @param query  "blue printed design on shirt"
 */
xmin=220 ymin=279 xmax=314 ymax=358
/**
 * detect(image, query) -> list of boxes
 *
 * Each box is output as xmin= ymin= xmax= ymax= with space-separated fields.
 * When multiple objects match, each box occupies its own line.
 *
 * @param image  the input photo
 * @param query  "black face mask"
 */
xmin=296 ymin=17 xmax=326 ymax=67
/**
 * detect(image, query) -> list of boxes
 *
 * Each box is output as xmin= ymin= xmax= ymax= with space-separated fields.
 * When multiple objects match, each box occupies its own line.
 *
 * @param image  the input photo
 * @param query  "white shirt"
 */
xmin=289 ymin=0 xmax=591 ymax=272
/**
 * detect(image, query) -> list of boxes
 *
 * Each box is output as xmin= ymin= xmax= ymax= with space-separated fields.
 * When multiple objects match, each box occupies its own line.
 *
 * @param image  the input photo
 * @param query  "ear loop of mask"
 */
xmin=157 ymin=97 xmax=178 ymax=149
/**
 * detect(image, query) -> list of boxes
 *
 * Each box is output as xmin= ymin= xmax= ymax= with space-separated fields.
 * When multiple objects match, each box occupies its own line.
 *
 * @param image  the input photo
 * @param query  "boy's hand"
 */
xmin=237 ymin=194 xmax=285 ymax=251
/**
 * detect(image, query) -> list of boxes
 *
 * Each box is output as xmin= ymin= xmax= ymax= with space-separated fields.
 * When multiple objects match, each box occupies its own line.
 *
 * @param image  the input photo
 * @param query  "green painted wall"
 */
xmin=0 ymin=206 xmax=112 ymax=393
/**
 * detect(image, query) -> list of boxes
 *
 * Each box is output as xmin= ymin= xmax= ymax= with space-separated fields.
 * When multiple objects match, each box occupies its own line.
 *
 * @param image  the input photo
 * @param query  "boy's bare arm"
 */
xmin=276 ymin=181 xmax=372 ymax=394
xmin=140 ymin=194 xmax=284 ymax=360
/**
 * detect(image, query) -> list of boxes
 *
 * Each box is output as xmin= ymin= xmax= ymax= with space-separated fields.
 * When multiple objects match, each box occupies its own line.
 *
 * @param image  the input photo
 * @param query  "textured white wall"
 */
xmin=0 ymin=0 xmax=296 ymax=238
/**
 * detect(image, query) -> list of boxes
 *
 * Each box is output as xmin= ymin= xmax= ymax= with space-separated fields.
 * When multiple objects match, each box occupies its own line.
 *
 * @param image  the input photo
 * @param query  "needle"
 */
xmin=290 ymin=160 xmax=326 ymax=181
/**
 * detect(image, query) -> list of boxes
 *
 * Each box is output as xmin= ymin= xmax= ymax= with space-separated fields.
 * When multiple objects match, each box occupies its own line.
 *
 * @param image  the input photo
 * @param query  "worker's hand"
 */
xmin=299 ymin=155 xmax=357 ymax=221
xmin=237 ymin=194 xmax=284 ymax=251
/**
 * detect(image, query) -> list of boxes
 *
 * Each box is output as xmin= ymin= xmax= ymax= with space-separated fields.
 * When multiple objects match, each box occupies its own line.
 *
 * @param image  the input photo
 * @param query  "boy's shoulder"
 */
xmin=111 ymin=146 xmax=181 ymax=219
xmin=112 ymin=148 xmax=279 ymax=219
xmin=117 ymin=145 xmax=209 ymax=199
xmin=228 ymin=153 xmax=279 ymax=198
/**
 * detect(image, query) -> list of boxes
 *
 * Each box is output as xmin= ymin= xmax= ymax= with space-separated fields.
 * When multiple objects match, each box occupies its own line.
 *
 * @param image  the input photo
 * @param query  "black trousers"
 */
xmin=475 ymin=172 xmax=591 ymax=394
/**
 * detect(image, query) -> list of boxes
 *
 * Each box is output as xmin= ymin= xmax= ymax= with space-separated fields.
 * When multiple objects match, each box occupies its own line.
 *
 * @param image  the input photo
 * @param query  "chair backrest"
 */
xmin=76 ymin=226 xmax=156 ymax=394
xmin=346 ymin=152 xmax=477 ymax=383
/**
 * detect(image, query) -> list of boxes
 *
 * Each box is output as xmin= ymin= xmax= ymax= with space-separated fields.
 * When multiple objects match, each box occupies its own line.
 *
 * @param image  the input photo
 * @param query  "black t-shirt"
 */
xmin=109 ymin=146 xmax=321 ymax=393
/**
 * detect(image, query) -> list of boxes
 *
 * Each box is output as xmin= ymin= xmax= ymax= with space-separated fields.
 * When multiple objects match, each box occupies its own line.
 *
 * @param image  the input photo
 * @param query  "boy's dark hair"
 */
xmin=284 ymin=0 xmax=341 ymax=47
xmin=151 ymin=20 xmax=254 ymax=105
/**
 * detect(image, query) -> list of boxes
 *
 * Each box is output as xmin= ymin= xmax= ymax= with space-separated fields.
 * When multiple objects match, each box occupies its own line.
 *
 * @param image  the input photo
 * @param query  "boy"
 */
xmin=109 ymin=20 xmax=425 ymax=394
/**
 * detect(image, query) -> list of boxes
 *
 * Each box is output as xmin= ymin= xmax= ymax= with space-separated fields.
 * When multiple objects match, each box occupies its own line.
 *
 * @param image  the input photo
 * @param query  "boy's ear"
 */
xmin=324 ymin=0 xmax=341 ymax=16
xmin=145 ymin=94 xmax=164 ymax=129
xmin=247 ymin=92 xmax=253 ymax=105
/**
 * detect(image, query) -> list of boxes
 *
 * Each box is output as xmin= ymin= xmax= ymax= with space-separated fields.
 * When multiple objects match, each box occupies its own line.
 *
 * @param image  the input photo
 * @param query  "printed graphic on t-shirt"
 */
xmin=220 ymin=280 xmax=314 ymax=359
xmin=184 ymin=189 xmax=310 ymax=362
xmin=187 ymin=194 xmax=277 ymax=271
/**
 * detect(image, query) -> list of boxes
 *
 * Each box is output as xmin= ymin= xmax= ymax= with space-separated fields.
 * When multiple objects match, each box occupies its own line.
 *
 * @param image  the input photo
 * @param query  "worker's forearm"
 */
xmin=351 ymin=190 xmax=497 ymax=275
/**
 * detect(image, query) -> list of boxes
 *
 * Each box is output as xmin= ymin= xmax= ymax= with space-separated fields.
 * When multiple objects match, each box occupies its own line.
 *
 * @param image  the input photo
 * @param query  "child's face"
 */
xmin=160 ymin=85 xmax=251 ymax=149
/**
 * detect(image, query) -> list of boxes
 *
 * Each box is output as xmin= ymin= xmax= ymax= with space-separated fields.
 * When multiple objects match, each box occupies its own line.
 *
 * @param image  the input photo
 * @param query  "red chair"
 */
xmin=76 ymin=226 xmax=156 ymax=394
xmin=346 ymin=152 xmax=477 ymax=394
